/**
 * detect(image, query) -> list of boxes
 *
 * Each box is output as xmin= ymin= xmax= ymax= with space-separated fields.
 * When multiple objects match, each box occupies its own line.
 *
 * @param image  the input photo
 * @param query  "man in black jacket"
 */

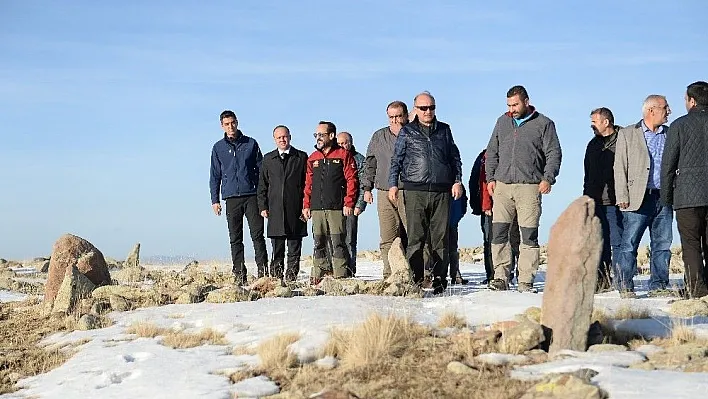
xmin=584 ymin=107 xmax=624 ymax=293
xmin=389 ymin=91 xmax=463 ymax=294
xmin=661 ymin=81 xmax=708 ymax=299
xmin=257 ymin=125 xmax=309 ymax=282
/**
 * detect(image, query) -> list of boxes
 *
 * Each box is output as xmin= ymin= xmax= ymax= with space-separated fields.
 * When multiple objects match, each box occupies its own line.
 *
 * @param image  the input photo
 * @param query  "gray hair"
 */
xmin=642 ymin=95 xmax=667 ymax=114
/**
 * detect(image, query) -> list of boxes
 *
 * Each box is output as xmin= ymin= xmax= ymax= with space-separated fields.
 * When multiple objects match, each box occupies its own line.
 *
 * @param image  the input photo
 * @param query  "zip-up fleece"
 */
xmin=389 ymin=117 xmax=463 ymax=192
xmin=210 ymin=131 xmax=263 ymax=204
xmin=303 ymin=144 xmax=359 ymax=210
xmin=485 ymin=107 xmax=562 ymax=185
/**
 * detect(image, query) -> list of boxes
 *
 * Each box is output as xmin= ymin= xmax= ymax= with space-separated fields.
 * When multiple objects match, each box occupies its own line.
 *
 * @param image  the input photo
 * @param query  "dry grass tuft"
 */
xmin=614 ymin=304 xmax=651 ymax=320
xmin=126 ymin=322 xmax=227 ymax=349
xmin=167 ymin=313 xmax=185 ymax=319
xmin=669 ymin=323 xmax=698 ymax=345
xmin=0 ymin=301 xmax=79 ymax=394
xmin=126 ymin=321 xmax=167 ymax=338
xmin=161 ymin=328 xmax=228 ymax=349
xmin=332 ymin=313 xmax=425 ymax=370
xmin=256 ymin=332 xmax=301 ymax=371
xmin=232 ymin=345 xmax=257 ymax=356
xmin=437 ymin=312 xmax=467 ymax=329
xmin=262 ymin=318 xmax=533 ymax=398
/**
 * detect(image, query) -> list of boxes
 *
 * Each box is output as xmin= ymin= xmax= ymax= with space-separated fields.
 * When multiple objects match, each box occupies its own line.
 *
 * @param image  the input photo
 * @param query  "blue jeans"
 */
xmin=617 ymin=190 xmax=673 ymax=291
xmin=595 ymin=204 xmax=624 ymax=283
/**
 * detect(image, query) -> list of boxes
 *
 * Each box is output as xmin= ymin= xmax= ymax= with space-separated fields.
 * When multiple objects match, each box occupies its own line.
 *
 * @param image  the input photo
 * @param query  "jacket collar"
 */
xmin=689 ymin=105 xmax=708 ymax=113
xmin=268 ymin=146 xmax=299 ymax=159
xmin=313 ymin=142 xmax=342 ymax=155
xmin=410 ymin=116 xmax=438 ymax=132
xmin=505 ymin=106 xmax=538 ymax=123
xmin=223 ymin=130 xmax=245 ymax=143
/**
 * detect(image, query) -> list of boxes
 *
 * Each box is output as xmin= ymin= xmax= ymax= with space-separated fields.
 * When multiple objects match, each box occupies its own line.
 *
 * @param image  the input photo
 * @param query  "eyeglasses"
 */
xmin=313 ymin=132 xmax=329 ymax=138
xmin=416 ymin=105 xmax=436 ymax=111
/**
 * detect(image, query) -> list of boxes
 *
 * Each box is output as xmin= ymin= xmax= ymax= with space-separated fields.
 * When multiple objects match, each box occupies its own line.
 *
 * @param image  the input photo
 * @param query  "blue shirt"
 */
xmin=641 ymin=120 xmax=666 ymax=190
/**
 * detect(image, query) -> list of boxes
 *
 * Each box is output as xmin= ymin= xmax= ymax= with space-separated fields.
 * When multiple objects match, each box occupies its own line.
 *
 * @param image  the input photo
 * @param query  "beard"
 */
xmin=591 ymin=126 xmax=600 ymax=136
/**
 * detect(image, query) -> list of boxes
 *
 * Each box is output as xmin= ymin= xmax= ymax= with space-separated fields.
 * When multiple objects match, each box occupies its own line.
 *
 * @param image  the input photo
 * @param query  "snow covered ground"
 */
xmin=2 ymin=260 xmax=708 ymax=398
xmin=0 ymin=290 xmax=28 ymax=303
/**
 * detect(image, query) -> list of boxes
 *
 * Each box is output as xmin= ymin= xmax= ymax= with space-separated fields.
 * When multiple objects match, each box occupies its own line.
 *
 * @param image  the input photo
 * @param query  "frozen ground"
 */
xmin=2 ymin=261 xmax=707 ymax=398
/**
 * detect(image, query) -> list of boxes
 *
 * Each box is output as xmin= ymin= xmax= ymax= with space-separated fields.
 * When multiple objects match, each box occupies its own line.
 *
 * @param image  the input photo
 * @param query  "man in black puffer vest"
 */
xmin=389 ymin=91 xmax=463 ymax=294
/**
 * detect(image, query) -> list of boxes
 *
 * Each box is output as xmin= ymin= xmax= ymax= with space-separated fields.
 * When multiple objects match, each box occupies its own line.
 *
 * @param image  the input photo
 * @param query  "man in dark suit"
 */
xmin=257 ymin=125 xmax=309 ymax=282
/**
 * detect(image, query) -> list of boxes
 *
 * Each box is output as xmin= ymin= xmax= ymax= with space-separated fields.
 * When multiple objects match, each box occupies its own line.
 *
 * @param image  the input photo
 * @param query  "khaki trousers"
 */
xmin=491 ymin=182 xmax=542 ymax=284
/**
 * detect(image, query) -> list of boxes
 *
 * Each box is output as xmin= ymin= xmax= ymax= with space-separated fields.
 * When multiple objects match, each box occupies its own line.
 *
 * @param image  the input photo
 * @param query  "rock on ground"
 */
xmin=51 ymin=265 xmax=96 ymax=313
xmin=44 ymin=234 xmax=111 ymax=306
xmin=542 ymin=196 xmax=602 ymax=354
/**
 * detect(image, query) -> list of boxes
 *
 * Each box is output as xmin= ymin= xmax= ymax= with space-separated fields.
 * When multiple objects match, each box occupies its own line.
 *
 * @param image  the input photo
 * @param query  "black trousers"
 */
xmin=676 ymin=207 xmax=708 ymax=298
xmin=225 ymin=195 xmax=268 ymax=280
xmin=271 ymin=237 xmax=303 ymax=281
xmin=404 ymin=190 xmax=450 ymax=284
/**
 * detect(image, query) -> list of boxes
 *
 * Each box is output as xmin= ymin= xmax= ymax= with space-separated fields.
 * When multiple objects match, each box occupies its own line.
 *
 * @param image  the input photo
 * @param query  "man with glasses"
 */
xmin=257 ymin=125 xmax=309 ymax=282
xmin=614 ymin=95 xmax=673 ymax=298
xmin=362 ymin=101 xmax=409 ymax=279
xmin=389 ymin=91 xmax=463 ymax=294
xmin=302 ymin=121 xmax=359 ymax=283
xmin=485 ymin=85 xmax=562 ymax=293
xmin=210 ymin=110 xmax=268 ymax=283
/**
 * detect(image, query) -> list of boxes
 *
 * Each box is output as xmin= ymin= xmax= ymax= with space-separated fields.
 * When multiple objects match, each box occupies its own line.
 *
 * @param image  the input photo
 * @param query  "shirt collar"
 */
xmin=278 ymin=147 xmax=291 ymax=155
xmin=641 ymin=119 xmax=664 ymax=134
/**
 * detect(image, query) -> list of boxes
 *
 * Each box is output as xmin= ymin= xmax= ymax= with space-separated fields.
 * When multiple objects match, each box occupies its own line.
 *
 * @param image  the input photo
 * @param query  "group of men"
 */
xmin=209 ymin=81 xmax=708 ymax=300
xmin=583 ymin=81 xmax=708 ymax=299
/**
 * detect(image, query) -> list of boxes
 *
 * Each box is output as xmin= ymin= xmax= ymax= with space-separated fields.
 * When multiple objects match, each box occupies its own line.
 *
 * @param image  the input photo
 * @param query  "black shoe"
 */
xmin=432 ymin=277 xmax=447 ymax=295
xmin=480 ymin=278 xmax=489 ymax=285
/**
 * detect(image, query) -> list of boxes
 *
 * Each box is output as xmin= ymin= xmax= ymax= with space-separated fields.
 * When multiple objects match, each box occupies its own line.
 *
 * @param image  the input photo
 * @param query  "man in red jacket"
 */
xmin=302 ymin=121 xmax=359 ymax=282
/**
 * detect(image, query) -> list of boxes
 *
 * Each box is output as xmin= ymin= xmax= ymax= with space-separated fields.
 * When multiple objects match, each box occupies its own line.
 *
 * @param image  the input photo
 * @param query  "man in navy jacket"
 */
xmin=210 ymin=110 xmax=268 ymax=283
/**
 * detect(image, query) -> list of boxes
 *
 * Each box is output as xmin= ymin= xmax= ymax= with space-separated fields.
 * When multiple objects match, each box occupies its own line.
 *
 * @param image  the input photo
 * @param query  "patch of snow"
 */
xmin=475 ymin=353 xmax=529 ymax=366
xmin=0 ymin=290 xmax=27 ymax=303
xmin=231 ymin=375 xmax=279 ymax=398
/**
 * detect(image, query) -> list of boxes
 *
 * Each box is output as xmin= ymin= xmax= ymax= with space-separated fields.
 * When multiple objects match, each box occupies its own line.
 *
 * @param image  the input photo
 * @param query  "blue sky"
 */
xmin=1 ymin=1 xmax=706 ymax=261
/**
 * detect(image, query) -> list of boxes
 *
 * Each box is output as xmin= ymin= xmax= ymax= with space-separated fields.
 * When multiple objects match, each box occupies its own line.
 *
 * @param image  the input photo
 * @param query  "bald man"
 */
xmin=335 ymin=132 xmax=367 ymax=275
xmin=389 ymin=91 xmax=463 ymax=294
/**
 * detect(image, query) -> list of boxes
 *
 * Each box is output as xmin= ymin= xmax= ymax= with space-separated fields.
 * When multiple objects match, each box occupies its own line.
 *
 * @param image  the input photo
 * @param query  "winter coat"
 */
xmin=351 ymin=149 xmax=367 ymax=211
xmin=210 ymin=131 xmax=263 ymax=203
xmin=583 ymin=127 xmax=619 ymax=206
xmin=661 ymin=105 xmax=708 ymax=209
xmin=485 ymin=107 xmax=562 ymax=185
xmin=304 ymin=144 xmax=359 ymax=210
xmin=469 ymin=150 xmax=493 ymax=215
xmin=257 ymin=147 xmax=309 ymax=238
xmin=388 ymin=117 xmax=462 ymax=192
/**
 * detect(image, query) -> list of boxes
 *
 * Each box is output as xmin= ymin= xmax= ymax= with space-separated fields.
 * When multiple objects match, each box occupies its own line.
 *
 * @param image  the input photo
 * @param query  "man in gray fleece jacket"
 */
xmin=362 ymin=100 xmax=409 ymax=278
xmin=485 ymin=85 xmax=562 ymax=292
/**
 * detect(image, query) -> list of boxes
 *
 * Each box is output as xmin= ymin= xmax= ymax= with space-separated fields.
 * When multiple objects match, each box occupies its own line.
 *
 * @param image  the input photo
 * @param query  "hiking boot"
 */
xmin=431 ymin=277 xmax=447 ymax=295
xmin=619 ymin=289 xmax=637 ymax=299
xmin=489 ymin=279 xmax=508 ymax=291
xmin=518 ymin=282 xmax=538 ymax=293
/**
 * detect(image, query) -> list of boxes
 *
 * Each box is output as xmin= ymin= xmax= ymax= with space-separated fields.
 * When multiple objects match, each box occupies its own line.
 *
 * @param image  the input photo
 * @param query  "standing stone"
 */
xmin=51 ymin=265 xmax=96 ymax=313
xmin=44 ymin=234 xmax=112 ymax=307
xmin=385 ymin=237 xmax=412 ymax=284
xmin=542 ymin=196 xmax=603 ymax=355
xmin=124 ymin=243 xmax=140 ymax=269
